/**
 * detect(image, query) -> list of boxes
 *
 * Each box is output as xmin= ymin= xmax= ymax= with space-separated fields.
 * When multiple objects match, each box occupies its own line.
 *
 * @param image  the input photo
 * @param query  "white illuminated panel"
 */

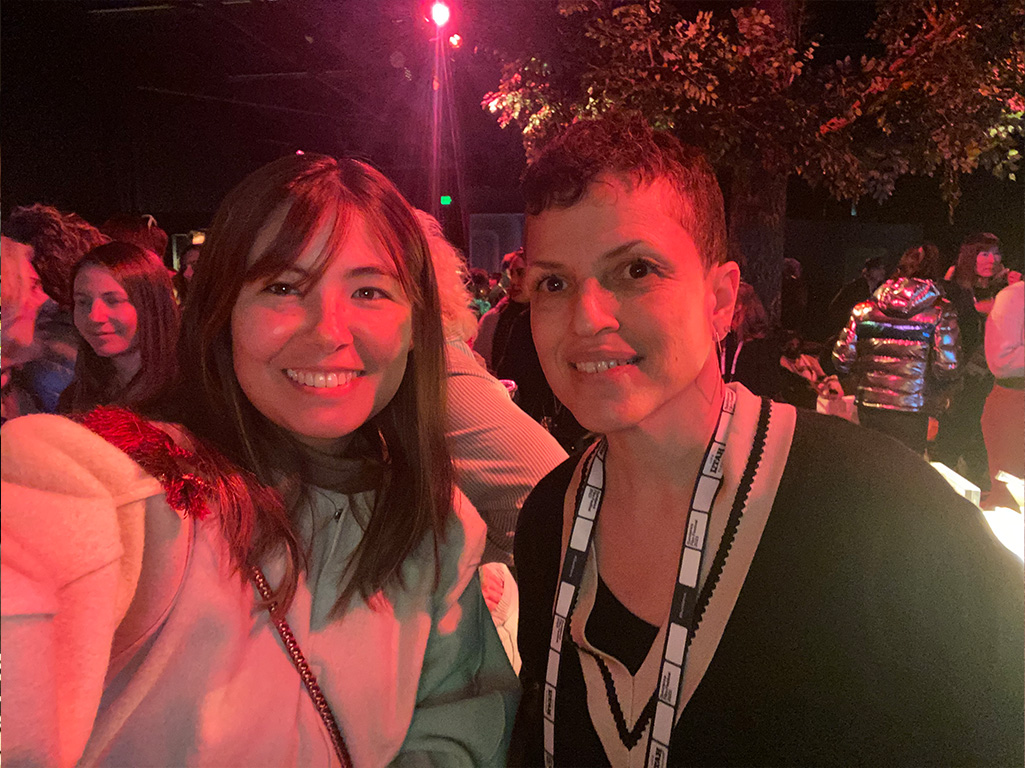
xmin=995 ymin=470 xmax=1024 ymax=510
xmin=929 ymin=462 xmax=981 ymax=506
xmin=931 ymin=462 xmax=1023 ymax=562
xmin=981 ymin=508 xmax=1024 ymax=561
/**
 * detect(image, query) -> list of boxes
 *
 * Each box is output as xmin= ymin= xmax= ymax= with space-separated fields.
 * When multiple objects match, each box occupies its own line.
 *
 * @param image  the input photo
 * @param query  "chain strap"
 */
xmin=251 ymin=567 xmax=354 ymax=767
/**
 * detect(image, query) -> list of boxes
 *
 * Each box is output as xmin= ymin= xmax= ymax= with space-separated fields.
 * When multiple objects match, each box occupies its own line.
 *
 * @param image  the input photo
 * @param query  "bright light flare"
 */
xmin=448 ymin=33 xmax=462 ymax=48
xmin=982 ymin=507 xmax=1024 ymax=561
xmin=430 ymin=1 xmax=450 ymax=27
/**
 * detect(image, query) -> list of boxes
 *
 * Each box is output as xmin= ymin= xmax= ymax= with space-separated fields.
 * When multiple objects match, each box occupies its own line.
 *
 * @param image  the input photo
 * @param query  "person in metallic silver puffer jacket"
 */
xmin=834 ymin=252 xmax=961 ymax=454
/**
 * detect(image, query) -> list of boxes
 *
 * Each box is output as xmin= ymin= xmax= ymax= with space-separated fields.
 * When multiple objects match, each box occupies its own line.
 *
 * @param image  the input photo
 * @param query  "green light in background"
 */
xmin=440 ymin=195 xmax=453 ymax=206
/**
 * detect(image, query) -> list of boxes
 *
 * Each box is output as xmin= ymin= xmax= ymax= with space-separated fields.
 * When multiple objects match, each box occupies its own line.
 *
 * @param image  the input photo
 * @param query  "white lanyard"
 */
xmin=543 ymin=386 xmax=736 ymax=768
xmin=720 ymin=338 xmax=743 ymax=380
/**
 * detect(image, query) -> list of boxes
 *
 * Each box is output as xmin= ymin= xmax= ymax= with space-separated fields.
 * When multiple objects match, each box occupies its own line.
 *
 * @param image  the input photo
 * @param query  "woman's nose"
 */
xmin=571 ymin=279 xmax=619 ymax=336
xmin=32 ymin=284 xmax=47 ymax=309
xmin=88 ymin=299 xmax=108 ymax=322
xmin=311 ymin=292 xmax=355 ymax=347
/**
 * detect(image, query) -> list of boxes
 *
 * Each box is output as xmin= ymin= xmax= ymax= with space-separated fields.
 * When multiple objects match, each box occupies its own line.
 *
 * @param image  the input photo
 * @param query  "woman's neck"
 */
xmin=111 ymin=350 xmax=142 ymax=389
xmin=604 ymin=360 xmax=726 ymax=504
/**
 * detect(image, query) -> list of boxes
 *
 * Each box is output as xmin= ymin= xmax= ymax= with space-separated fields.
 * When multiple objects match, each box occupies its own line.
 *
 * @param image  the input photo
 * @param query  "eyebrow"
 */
xmin=347 ymin=265 xmax=398 ymax=279
xmin=271 ymin=264 xmax=398 ymax=281
xmin=73 ymin=290 xmax=126 ymax=299
xmin=529 ymin=240 xmax=645 ymax=271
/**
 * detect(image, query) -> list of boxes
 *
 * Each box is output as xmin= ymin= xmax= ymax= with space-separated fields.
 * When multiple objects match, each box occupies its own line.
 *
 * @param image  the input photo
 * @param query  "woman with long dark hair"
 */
xmin=949 ymin=232 xmax=1021 ymax=316
xmin=2 ymin=154 xmax=518 ymax=766
xmin=935 ymin=234 xmax=1022 ymax=488
xmin=59 ymin=241 xmax=179 ymax=413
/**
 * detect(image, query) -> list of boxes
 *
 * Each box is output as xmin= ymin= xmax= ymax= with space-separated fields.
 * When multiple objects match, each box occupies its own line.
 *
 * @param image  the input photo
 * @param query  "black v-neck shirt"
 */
xmin=509 ymin=408 xmax=1024 ymax=767
xmin=587 ymin=577 xmax=659 ymax=676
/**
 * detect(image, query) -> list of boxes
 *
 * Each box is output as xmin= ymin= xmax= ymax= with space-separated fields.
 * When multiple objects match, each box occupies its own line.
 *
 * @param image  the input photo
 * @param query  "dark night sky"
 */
xmin=2 ymin=0 xmax=1022 ymax=271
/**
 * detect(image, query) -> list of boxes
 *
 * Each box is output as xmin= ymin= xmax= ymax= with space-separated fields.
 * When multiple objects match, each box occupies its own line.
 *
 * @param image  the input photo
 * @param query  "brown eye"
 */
xmin=628 ymin=261 xmax=651 ymax=279
xmin=265 ymin=282 xmax=299 ymax=296
xmin=537 ymin=275 xmax=565 ymax=293
xmin=353 ymin=287 xmax=389 ymax=300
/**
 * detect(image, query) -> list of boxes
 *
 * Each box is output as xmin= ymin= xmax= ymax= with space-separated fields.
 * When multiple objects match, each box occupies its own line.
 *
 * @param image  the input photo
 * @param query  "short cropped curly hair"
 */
xmin=521 ymin=114 xmax=727 ymax=268
xmin=5 ymin=204 xmax=109 ymax=307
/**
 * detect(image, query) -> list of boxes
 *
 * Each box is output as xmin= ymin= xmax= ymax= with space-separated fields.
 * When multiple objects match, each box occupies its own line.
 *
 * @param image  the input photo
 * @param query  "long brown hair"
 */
xmin=61 ymin=241 xmax=180 ymax=414
xmin=171 ymin=153 xmax=453 ymax=616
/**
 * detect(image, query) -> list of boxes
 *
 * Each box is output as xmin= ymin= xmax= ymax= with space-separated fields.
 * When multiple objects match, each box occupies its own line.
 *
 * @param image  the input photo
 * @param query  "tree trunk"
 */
xmin=728 ymin=167 xmax=788 ymax=327
xmin=727 ymin=0 xmax=799 ymax=328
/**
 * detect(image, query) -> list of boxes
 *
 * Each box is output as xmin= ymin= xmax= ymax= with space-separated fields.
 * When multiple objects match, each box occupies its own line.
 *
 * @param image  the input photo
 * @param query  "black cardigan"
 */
xmin=512 ymin=408 xmax=1024 ymax=767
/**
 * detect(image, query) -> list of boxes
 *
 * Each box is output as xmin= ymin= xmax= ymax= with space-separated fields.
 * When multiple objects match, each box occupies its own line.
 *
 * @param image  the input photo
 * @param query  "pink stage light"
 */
xmin=430 ymin=1 xmax=450 ymax=28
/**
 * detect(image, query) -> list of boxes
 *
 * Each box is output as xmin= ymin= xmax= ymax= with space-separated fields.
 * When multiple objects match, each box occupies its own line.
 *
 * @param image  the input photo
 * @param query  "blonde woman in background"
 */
xmin=1 ymin=235 xmax=49 ymax=421
xmin=417 ymin=210 xmax=568 ymax=671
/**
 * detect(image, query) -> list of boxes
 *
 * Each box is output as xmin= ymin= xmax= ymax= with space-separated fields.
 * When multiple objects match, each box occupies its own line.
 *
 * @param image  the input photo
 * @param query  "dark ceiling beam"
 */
xmin=198 ymin=3 xmax=388 ymax=127
xmin=87 ymin=4 xmax=178 ymax=13
xmin=226 ymin=69 xmax=354 ymax=82
xmin=85 ymin=0 xmax=257 ymax=14
xmin=136 ymin=85 xmax=351 ymax=125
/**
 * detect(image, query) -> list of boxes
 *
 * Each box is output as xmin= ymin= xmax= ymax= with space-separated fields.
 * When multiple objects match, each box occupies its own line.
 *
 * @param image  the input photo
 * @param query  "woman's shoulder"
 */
xmin=2 ymin=408 xmax=209 ymax=515
xmin=2 ymin=412 xmax=165 ymax=499
xmin=429 ymin=488 xmax=489 ymax=602
xmin=789 ymin=408 xmax=893 ymax=466
xmin=447 ymin=487 xmax=488 ymax=558
xmin=785 ymin=409 xmax=964 ymax=509
xmin=1 ymin=412 xmax=180 ymax=619
xmin=516 ymin=454 xmax=584 ymax=549
xmin=527 ymin=452 xmax=583 ymax=501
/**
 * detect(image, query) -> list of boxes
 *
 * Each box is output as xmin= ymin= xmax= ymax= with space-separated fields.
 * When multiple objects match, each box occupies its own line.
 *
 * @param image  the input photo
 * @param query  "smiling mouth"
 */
xmin=572 ymin=357 xmax=640 ymax=374
xmin=285 ymin=368 xmax=364 ymax=388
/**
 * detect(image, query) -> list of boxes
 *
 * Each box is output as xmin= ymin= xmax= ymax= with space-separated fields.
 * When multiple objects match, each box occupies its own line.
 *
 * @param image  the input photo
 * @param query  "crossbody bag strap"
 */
xmin=251 ymin=567 xmax=354 ymax=768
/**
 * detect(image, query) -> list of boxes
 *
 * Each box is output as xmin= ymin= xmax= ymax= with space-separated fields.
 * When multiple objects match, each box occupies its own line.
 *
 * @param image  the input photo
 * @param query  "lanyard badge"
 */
xmin=543 ymin=387 xmax=736 ymax=767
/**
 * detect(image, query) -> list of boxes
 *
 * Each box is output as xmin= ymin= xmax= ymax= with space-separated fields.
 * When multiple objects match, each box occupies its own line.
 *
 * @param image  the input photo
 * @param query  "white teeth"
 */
xmin=285 ymin=369 xmax=359 ymax=388
xmin=574 ymin=360 xmax=632 ymax=374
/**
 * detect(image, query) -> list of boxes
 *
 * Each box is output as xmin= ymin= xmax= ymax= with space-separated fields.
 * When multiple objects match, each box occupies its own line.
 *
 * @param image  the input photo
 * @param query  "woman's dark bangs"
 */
xmin=363 ymin=204 xmax=421 ymax=308
xmin=242 ymin=184 xmax=353 ymax=290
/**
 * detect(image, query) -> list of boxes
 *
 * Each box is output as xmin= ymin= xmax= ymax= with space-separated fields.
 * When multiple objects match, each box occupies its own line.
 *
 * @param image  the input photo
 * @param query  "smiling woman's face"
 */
xmin=230 ymin=210 xmax=413 ymax=454
xmin=73 ymin=264 xmax=139 ymax=359
xmin=525 ymin=176 xmax=738 ymax=437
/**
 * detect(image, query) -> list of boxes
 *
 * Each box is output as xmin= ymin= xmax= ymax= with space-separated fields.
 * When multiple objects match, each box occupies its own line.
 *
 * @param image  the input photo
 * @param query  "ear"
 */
xmin=707 ymin=261 xmax=740 ymax=340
